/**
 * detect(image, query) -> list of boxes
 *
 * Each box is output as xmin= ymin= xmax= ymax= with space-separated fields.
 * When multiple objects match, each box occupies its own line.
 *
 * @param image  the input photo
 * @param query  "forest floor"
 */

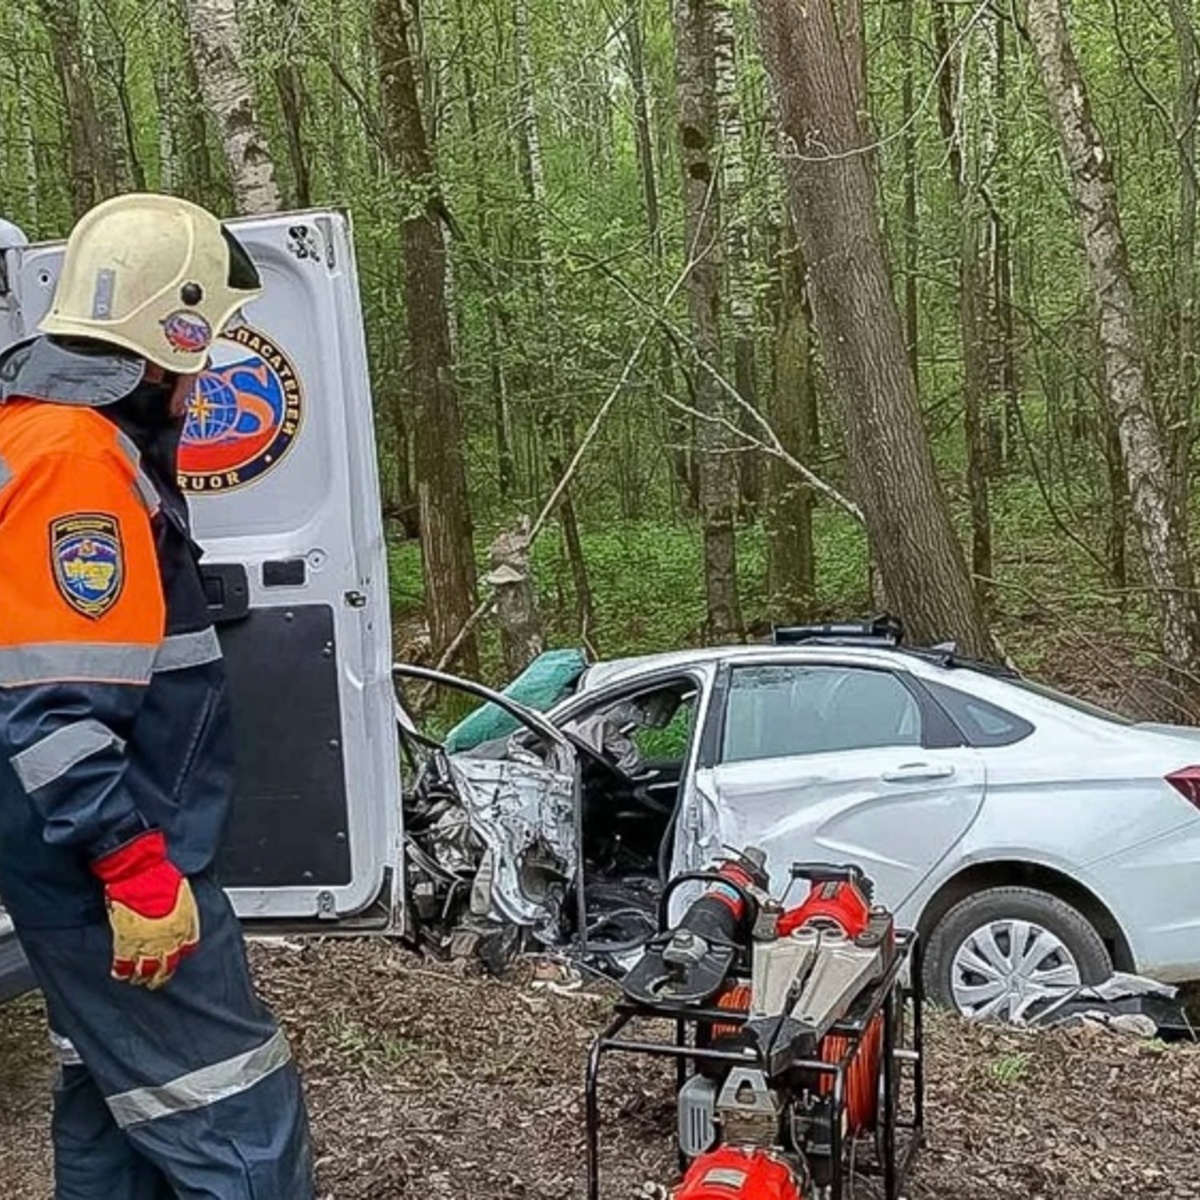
xmin=1 ymin=939 xmax=1198 ymax=1200
xmin=5 ymin=517 xmax=1200 ymax=1195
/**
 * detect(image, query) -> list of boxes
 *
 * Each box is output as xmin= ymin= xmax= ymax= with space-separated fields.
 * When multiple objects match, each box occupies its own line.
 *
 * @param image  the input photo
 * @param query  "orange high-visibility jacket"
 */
xmin=0 ymin=374 xmax=232 ymax=929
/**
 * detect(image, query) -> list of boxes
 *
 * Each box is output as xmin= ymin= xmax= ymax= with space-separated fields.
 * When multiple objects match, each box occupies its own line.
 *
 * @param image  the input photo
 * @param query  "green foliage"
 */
xmin=3 ymin=0 xmax=1198 ymax=704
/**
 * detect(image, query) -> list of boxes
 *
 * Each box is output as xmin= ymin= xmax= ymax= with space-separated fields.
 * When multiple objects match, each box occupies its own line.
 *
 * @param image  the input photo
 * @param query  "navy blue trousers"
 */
xmin=19 ymin=876 xmax=314 ymax=1200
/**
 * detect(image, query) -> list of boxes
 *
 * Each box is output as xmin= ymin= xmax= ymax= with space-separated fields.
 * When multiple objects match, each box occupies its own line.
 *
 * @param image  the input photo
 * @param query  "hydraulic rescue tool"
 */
xmin=585 ymin=848 xmax=924 ymax=1200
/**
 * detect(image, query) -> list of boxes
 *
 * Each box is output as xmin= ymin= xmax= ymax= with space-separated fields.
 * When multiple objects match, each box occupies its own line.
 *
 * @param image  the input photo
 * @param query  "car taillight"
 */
xmin=1165 ymin=766 xmax=1200 ymax=810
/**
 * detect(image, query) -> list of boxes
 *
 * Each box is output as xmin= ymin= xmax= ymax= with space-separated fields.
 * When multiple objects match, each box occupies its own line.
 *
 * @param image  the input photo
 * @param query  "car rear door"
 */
xmin=2 ymin=211 xmax=402 ymax=931
xmin=672 ymin=658 xmax=986 ymax=915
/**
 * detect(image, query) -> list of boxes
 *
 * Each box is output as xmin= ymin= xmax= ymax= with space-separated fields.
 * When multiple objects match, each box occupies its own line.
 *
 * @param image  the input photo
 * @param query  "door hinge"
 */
xmin=344 ymin=590 xmax=368 ymax=608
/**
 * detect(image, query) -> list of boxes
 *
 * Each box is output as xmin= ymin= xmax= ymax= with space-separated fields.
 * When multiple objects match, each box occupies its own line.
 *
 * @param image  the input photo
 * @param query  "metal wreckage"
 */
xmin=396 ymin=656 xmax=651 ymax=974
xmin=393 ymin=655 xmax=1196 ymax=1044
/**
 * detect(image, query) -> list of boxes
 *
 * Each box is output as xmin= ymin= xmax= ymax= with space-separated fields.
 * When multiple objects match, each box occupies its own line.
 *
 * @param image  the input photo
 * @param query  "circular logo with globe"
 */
xmin=179 ymin=325 xmax=304 ymax=493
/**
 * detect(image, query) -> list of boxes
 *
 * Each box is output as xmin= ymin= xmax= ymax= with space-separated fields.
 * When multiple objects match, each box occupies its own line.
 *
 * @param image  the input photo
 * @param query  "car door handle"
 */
xmin=881 ymin=763 xmax=956 ymax=783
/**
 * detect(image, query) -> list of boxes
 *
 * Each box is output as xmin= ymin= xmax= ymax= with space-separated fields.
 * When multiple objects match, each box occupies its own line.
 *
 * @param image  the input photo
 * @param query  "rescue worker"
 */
xmin=0 ymin=194 xmax=314 ymax=1198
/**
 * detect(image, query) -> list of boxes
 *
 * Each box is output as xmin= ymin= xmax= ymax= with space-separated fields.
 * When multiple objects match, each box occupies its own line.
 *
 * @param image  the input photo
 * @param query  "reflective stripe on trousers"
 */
xmin=17 ymin=875 xmax=314 ymax=1200
xmin=107 ymin=1028 xmax=292 ymax=1128
xmin=49 ymin=1029 xmax=83 ymax=1067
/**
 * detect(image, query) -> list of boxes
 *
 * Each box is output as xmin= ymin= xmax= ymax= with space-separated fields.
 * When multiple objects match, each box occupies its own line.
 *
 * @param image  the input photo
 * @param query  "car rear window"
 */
xmin=922 ymin=680 xmax=1034 ymax=748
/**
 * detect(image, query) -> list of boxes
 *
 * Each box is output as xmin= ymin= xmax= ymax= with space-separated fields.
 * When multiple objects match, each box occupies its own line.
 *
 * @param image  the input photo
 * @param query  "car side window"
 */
xmin=921 ymin=680 xmax=1034 ymax=748
xmin=720 ymin=665 xmax=922 ymax=764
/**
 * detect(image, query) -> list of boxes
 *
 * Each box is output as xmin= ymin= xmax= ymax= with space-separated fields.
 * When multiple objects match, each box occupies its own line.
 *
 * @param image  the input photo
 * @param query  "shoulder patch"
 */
xmin=50 ymin=513 xmax=125 ymax=619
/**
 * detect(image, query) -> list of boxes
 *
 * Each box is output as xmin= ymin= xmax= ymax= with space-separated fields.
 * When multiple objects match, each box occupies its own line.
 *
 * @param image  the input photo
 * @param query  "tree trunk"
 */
xmin=454 ymin=0 xmax=515 ymax=501
xmin=375 ymin=0 xmax=480 ymax=675
xmin=713 ymin=0 xmax=760 ymax=514
xmin=1169 ymin=0 xmax=1197 ymax=519
xmin=514 ymin=0 xmax=595 ymax=637
xmin=753 ymin=0 xmax=993 ymax=658
xmin=673 ymin=0 xmax=743 ymax=642
xmin=274 ymin=50 xmax=313 ymax=208
xmin=174 ymin=0 xmax=218 ymax=204
xmin=933 ymin=1 xmax=993 ymax=613
xmin=15 ymin=44 xmax=40 ymax=228
xmin=487 ymin=519 xmax=545 ymax=678
xmin=93 ymin=10 xmax=147 ymax=193
xmin=625 ymin=0 xmax=695 ymax=511
xmin=181 ymin=0 xmax=282 ymax=214
xmin=900 ymin=0 xmax=919 ymax=392
xmin=990 ymin=11 xmax=1020 ymax=468
xmin=155 ymin=62 xmax=177 ymax=194
xmin=37 ymin=0 xmax=118 ymax=218
xmin=1027 ymin=0 xmax=1200 ymax=688
xmin=766 ymin=228 xmax=816 ymax=616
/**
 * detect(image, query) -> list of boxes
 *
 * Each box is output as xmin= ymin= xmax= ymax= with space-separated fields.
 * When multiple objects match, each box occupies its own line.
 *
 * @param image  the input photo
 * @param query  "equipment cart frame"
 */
xmin=584 ymin=933 xmax=925 ymax=1200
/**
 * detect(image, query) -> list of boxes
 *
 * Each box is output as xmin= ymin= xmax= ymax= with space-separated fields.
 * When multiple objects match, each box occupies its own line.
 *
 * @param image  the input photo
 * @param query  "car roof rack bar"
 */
xmin=771 ymin=613 xmax=905 ymax=647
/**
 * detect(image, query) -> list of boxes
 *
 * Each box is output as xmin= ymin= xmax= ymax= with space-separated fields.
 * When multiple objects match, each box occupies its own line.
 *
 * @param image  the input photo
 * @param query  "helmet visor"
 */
xmin=221 ymin=226 xmax=263 ymax=293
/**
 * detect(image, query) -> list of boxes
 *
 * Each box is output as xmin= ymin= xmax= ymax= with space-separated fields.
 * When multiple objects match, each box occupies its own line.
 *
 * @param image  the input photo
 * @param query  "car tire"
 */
xmin=923 ymin=886 xmax=1112 ymax=1023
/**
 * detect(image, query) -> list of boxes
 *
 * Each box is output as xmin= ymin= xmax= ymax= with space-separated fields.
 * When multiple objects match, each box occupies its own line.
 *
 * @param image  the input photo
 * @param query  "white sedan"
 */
xmin=422 ymin=629 xmax=1200 ymax=1022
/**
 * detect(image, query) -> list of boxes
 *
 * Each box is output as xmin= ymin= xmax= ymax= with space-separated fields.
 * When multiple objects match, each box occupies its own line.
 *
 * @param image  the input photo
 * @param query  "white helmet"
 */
xmin=39 ymin=193 xmax=263 ymax=373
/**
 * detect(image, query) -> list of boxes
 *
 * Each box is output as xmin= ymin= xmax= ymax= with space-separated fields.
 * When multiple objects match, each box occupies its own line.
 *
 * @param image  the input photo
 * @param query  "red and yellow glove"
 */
xmin=92 ymin=831 xmax=200 ymax=990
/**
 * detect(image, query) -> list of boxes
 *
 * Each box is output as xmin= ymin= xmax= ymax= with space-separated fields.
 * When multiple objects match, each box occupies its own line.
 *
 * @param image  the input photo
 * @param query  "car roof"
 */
xmin=576 ymin=642 xmax=963 ymax=692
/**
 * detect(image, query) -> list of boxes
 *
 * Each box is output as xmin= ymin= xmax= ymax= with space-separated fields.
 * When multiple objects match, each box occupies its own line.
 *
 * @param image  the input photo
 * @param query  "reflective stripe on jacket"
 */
xmin=0 ymin=396 xmax=233 ymax=929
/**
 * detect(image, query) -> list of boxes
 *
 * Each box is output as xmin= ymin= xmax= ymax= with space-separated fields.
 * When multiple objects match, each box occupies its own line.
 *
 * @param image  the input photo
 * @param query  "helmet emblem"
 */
xmin=161 ymin=310 xmax=212 ymax=354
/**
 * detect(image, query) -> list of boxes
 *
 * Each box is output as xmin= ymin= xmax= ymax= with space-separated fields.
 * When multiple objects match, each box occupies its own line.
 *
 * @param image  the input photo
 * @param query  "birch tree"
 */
xmin=1027 ymin=0 xmax=1200 ymax=690
xmin=181 ymin=0 xmax=281 ymax=214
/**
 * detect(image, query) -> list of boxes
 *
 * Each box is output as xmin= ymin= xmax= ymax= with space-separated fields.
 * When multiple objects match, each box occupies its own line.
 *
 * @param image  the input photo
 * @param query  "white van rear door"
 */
xmin=4 ymin=211 xmax=402 ymax=928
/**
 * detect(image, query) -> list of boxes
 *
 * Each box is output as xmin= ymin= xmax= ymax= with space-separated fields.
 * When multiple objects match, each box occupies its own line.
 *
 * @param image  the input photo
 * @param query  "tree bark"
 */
xmin=1168 ymin=0 xmax=1197 ymax=518
xmin=900 ymin=0 xmax=919 ymax=391
xmin=173 ymin=0 xmax=218 ymax=204
xmin=181 ymin=0 xmax=282 ymax=214
xmin=514 ymin=0 xmax=595 ymax=638
xmin=274 ymin=28 xmax=313 ymax=209
xmin=1027 ymin=0 xmax=1200 ymax=687
xmin=375 ymin=0 xmax=480 ymax=675
xmin=37 ymin=0 xmax=119 ymax=218
xmin=989 ymin=11 xmax=1020 ymax=468
xmin=713 ymin=0 xmax=760 ymax=513
xmin=673 ymin=0 xmax=743 ymax=642
xmin=753 ymin=0 xmax=993 ymax=658
xmin=487 ymin=519 xmax=544 ymax=678
xmin=933 ymin=2 xmax=993 ymax=613
xmin=766 ymin=225 xmax=816 ymax=616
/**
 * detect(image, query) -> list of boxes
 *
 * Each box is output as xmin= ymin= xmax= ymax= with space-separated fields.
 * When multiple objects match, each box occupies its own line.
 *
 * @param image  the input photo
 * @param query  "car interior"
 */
xmin=556 ymin=677 xmax=700 ymax=958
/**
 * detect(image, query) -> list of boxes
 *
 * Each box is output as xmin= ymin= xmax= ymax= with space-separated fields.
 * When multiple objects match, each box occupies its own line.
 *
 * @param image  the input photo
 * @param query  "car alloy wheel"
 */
xmin=950 ymin=918 xmax=1082 ymax=1022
